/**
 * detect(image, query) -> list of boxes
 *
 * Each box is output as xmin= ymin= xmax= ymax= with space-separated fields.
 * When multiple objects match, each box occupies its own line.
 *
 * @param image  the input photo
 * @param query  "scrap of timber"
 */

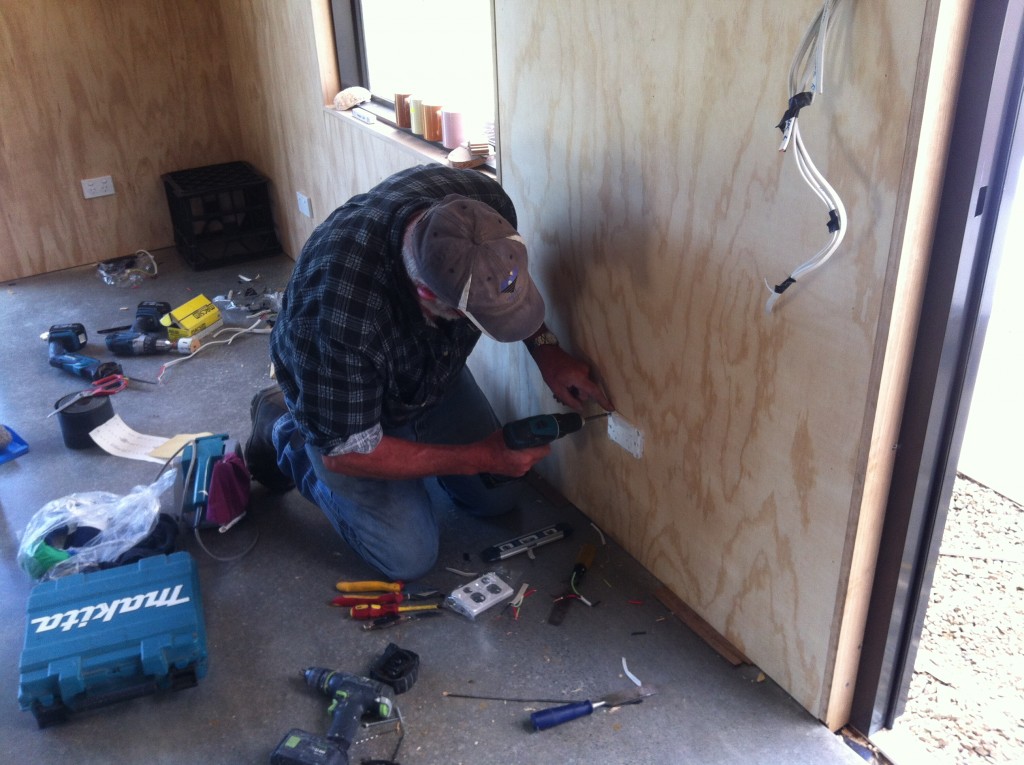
xmin=653 ymin=586 xmax=750 ymax=667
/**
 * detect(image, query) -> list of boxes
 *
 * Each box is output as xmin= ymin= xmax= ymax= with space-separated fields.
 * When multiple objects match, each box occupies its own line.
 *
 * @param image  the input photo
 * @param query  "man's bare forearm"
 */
xmin=321 ymin=433 xmax=548 ymax=480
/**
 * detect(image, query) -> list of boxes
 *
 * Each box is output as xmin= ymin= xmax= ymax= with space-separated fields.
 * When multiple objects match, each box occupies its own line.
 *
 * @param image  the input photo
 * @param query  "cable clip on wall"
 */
xmin=766 ymin=0 xmax=847 ymax=314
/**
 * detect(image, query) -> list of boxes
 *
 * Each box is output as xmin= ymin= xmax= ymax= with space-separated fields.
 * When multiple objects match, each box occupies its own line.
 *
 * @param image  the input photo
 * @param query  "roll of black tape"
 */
xmin=54 ymin=393 xmax=114 ymax=450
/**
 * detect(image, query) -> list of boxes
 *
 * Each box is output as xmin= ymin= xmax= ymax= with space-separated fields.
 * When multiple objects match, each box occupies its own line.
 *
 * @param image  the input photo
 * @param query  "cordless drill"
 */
xmin=482 ymin=411 xmax=609 ymax=487
xmin=44 ymin=323 xmax=123 ymax=381
xmin=271 ymin=668 xmax=393 ymax=765
xmin=103 ymin=301 xmax=178 ymax=357
xmin=501 ymin=411 xmax=610 ymax=449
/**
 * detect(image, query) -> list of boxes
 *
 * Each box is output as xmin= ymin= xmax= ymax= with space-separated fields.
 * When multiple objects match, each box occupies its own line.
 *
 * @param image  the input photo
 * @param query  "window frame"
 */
xmin=331 ymin=1 xmax=384 ymax=110
xmin=328 ymin=0 xmax=497 ymax=161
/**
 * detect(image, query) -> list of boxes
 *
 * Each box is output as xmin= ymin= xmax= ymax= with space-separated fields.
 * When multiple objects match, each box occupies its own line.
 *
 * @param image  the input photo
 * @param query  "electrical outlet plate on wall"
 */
xmin=81 ymin=176 xmax=115 ymax=199
xmin=607 ymin=413 xmax=644 ymax=458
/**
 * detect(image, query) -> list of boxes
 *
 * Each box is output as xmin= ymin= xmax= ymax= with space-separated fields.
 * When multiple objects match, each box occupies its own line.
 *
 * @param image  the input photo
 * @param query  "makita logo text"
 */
xmin=31 ymin=585 xmax=191 ymax=633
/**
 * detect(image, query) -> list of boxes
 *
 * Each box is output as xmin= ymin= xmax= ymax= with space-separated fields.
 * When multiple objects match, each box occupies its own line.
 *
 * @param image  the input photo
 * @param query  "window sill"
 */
xmin=323 ymin=106 xmax=496 ymax=177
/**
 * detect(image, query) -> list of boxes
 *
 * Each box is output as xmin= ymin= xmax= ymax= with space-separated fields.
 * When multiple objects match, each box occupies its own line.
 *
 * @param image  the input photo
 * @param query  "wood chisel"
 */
xmin=530 ymin=686 xmax=656 ymax=731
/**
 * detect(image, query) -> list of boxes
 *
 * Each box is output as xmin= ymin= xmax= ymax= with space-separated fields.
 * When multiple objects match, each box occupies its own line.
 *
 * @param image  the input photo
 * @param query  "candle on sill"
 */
xmin=409 ymin=98 xmax=424 ymax=135
xmin=441 ymin=109 xmax=466 ymax=149
xmin=422 ymin=103 xmax=443 ymax=142
xmin=394 ymin=93 xmax=412 ymax=129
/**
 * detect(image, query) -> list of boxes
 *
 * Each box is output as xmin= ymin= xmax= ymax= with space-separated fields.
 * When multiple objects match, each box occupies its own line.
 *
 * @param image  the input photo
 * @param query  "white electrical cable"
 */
xmin=622 ymin=657 xmax=643 ymax=687
xmin=766 ymin=0 xmax=847 ymax=313
xmin=157 ymin=315 xmax=271 ymax=383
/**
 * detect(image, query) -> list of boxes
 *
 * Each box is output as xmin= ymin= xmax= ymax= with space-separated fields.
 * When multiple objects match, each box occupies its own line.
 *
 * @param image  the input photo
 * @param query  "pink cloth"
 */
xmin=207 ymin=452 xmax=250 ymax=526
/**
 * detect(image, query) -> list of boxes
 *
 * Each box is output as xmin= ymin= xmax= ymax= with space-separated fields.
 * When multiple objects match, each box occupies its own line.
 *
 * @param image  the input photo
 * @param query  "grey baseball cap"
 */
xmin=410 ymin=195 xmax=545 ymax=342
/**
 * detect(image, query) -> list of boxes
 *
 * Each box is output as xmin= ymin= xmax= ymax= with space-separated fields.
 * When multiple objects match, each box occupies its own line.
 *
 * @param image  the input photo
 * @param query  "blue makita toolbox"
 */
xmin=18 ymin=552 xmax=208 ymax=727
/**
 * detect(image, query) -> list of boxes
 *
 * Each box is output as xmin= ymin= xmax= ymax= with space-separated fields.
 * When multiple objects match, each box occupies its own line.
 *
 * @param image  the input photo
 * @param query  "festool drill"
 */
xmin=271 ymin=668 xmax=392 ymax=765
xmin=44 ymin=323 xmax=123 ymax=381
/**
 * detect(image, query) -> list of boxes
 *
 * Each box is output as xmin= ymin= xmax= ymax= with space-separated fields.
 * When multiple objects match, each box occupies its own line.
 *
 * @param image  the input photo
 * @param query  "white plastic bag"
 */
xmin=17 ymin=469 xmax=177 ymax=580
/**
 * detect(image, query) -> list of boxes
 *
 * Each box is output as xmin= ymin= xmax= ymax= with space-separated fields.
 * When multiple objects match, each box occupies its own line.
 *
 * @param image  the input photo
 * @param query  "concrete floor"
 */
xmin=0 ymin=250 xmax=864 ymax=764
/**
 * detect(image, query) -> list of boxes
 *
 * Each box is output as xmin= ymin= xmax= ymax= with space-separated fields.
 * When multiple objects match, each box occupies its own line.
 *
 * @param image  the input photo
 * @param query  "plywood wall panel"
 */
xmin=216 ymin=0 xmax=435 ymax=266
xmin=483 ymin=0 xmax=945 ymax=719
xmin=0 ymin=0 xmax=242 ymax=282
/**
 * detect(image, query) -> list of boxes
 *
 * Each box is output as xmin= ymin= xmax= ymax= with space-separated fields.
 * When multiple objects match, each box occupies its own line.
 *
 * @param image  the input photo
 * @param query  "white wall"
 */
xmin=959 ymin=160 xmax=1024 ymax=504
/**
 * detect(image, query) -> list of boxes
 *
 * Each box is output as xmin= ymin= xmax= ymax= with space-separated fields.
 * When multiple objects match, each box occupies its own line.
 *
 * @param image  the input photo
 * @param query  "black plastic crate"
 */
xmin=162 ymin=161 xmax=283 ymax=270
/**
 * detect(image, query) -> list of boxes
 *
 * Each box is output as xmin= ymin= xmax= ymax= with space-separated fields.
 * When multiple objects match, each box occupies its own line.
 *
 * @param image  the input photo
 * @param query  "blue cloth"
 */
xmin=272 ymin=367 xmax=526 ymax=581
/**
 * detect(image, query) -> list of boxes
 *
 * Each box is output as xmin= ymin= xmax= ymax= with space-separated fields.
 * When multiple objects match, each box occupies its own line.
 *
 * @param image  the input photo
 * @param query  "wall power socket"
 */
xmin=81 ymin=175 xmax=115 ymax=199
xmin=607 ymin=413 xmax=644 ymax=458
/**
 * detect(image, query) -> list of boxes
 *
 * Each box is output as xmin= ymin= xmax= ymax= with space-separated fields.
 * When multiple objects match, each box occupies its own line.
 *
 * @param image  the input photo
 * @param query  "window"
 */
xmin=332 ymin=0 xmax=497 ymax=148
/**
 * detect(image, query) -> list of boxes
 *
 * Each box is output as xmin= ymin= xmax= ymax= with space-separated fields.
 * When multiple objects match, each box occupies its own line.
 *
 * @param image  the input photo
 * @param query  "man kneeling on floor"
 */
xmin=245 ymin=165 xmax=612 ymax=581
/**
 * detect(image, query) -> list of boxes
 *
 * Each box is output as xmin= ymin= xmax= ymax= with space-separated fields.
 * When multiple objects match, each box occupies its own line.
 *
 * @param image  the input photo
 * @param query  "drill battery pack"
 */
xmin=271 ymin=729 xmax=347 ymax=765
xmin=18 ymin=552 xmax=208 ymax=727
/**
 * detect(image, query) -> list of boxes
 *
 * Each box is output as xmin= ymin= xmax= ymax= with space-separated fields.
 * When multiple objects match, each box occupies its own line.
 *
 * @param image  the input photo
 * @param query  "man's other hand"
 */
xmin=529 ymin=344 xmax=614 ymax=413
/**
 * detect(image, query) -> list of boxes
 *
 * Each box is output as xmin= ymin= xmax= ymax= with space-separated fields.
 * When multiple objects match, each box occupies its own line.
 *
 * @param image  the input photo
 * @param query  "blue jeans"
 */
xmin=272 ymin=368 xmax=525 ymax=581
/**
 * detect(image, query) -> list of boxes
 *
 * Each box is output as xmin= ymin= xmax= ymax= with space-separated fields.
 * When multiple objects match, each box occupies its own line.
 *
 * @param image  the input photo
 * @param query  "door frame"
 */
xmin=851 ymin=0 xmax=1024 ymax=734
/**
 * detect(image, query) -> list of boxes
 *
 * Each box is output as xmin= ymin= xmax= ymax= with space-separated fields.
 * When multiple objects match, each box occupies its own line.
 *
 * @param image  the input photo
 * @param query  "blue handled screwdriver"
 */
xmin=530 ymin=687 xmax=654 ymax=731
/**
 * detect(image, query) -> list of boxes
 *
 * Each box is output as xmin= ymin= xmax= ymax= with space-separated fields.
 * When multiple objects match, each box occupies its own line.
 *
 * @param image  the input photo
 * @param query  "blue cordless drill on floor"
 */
xmin=45 ymin=323 xmax=123 ymax=381
xmin=103 ymin=301 xmax=176 ymax=356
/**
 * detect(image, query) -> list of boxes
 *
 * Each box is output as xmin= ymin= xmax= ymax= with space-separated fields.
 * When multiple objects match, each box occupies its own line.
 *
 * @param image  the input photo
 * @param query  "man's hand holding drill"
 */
xmin=477 ymin=429 xmax=551 ymax=477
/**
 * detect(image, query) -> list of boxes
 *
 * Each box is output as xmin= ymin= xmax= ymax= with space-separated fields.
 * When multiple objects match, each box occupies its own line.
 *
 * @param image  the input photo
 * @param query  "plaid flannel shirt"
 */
xmin=270 ymin=165 xmax=518 ymax=456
